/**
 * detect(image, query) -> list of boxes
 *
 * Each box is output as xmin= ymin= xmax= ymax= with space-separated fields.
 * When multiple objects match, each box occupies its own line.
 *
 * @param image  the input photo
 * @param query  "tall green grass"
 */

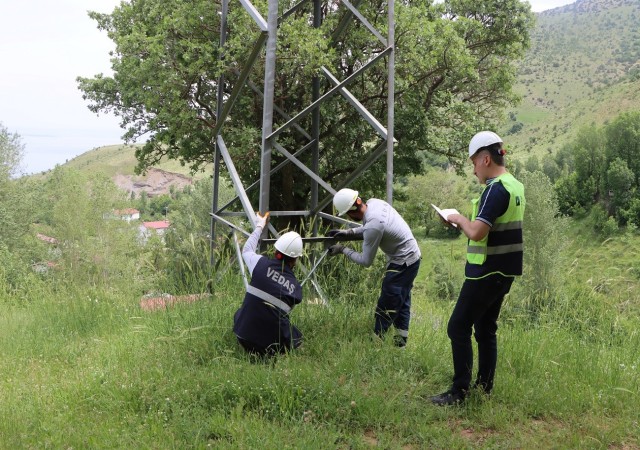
xmin=1 ymin=229 xmax=639 ymax=448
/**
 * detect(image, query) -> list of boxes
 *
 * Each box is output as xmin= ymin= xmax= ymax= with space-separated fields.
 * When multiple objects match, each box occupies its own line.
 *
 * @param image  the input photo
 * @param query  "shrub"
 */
xmin=517 ymin=171 xmax=568 ymax=317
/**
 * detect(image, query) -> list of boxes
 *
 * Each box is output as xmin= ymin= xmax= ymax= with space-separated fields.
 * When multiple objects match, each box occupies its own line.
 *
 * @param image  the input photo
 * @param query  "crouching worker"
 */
xmin=233 ymin=212 xmax=304 ymax=356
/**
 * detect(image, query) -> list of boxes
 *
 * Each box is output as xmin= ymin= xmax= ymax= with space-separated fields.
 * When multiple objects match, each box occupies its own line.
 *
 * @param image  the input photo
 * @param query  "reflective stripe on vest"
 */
xmin=467 ymin=197 xmax=486 ymax=265
xmin=466 ymin=173 xmax=525 ymax=265
xmin=467 ymin=243 xmax=523 ymax=255
xmin=246 ymin=285 xmax=292 ymax=314
xmin=492 ymin=221 xmax=523 ymax=231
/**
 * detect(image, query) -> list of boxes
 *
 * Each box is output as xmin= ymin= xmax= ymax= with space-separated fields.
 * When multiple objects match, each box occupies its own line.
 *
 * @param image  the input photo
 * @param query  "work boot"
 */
xmin=429 ymin=389 xmax=466 ymax=406
xmin=393 ymin=335 xmax=407 ymax=348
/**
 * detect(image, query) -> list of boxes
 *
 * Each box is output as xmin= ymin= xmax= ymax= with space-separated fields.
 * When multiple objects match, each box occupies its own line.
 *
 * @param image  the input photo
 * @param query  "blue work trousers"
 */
xmin=374 ymin=260 xmax=420 ymax=344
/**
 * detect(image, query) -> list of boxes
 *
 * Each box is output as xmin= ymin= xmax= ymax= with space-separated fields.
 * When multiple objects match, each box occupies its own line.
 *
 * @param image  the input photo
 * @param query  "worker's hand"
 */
xmin=437 ymin=214 xmax=453 ymax=228
xmin=444 ymin=213 xmax=461 ymax=229
xmin=327 ymin=228 xmax=353 ymax=238
xmin=255 ymin=211 xmax=270 ymax=229
xmin=328 ymin=244 xmax=345 ymax=256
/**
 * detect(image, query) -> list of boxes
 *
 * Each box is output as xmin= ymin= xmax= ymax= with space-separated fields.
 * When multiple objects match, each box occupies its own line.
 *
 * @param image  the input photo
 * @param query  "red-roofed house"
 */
xmin=139 ymin=220 xmax=171 ymax=241
xmin=114 ymin=208 xmax=140 ymax=222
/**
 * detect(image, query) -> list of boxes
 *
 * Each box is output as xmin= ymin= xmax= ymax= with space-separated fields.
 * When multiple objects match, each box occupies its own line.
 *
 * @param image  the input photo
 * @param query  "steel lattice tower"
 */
xmin=210 ymin=0 xmax=395 ymax=302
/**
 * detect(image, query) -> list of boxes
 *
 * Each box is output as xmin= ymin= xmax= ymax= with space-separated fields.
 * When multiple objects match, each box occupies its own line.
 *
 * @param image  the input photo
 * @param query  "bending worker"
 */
xmin=233 ymin=212 xmax=304 ymax=356
xmin=328 ymin=189 xmax=421 ymax=347
xmin=430 ymin=131 xmax=525 ymax=406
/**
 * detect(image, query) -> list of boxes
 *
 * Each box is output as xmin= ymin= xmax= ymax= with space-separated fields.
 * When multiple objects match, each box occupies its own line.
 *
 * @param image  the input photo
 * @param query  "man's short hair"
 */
xmin=480 ymin=142 xmax=505 ymax=166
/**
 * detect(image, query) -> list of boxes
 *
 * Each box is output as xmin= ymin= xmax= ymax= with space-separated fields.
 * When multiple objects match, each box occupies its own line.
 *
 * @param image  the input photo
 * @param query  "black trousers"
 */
xmin=447 ymin=274 xmax=514 ymax=395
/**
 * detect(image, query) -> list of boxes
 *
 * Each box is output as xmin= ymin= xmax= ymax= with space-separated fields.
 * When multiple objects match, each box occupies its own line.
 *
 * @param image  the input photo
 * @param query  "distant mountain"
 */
xmin=502 ymin=0 xmax=640 ymax=158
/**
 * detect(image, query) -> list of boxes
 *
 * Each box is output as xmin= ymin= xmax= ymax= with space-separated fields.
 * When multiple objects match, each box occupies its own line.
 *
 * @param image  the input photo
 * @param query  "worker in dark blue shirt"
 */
xmin=431 ymin=131 xmax=525 ymax=405
xmin=233 ymin=212 xmax=304 ymax=356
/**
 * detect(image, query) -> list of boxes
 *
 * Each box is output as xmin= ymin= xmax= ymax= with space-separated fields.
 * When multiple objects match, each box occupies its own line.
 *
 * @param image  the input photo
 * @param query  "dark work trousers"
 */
xmin=374 ymin=259 xmax=421 ymax=345
xmin=236 ymin=331 xmax=302 ymax=357
xmin=447 ymin=273 xmax=514 ymax=395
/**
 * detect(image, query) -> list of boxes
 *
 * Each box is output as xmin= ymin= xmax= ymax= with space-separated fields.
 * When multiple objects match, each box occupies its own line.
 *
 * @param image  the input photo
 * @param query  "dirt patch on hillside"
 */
xmin=113 ymin=167 xmax=193 ymax=197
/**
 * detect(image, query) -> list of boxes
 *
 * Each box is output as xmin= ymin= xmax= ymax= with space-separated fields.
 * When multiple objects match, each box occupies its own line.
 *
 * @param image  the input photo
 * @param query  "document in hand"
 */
xmin=431 ymin=204 xmax=460 ymax=227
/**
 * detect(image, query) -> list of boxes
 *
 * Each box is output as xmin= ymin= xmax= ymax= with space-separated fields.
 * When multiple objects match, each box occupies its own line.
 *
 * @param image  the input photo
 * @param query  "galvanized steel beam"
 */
xmin=212 ymin=32 xmax=268 ymax=138
xmin=321 ymin=66 xmax=393 ymax=142
xmin=267 ymin=48 xmax=392 ymax=142
xmin=238 ymin=0 xmax=268 ymax=31
xmin=271 ymin=141 xmax=336 ymax=195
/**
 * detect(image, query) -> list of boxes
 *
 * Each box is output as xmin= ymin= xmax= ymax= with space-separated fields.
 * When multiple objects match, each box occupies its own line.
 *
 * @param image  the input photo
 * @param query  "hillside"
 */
xmin=501 ymin=0 xmax=640 ymax=159
xmin=62 ymin=143 xmax=212 ymax=197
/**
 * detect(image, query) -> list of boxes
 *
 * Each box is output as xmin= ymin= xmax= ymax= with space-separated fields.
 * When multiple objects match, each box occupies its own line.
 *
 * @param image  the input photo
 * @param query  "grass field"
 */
xmin=1 ymin=226 xmax=638 ymax=448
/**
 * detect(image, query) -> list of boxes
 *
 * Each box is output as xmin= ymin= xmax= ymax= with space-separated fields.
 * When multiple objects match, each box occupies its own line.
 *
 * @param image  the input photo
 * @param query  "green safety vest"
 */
xmin=466 ymin=173 xmax=525 ymax=274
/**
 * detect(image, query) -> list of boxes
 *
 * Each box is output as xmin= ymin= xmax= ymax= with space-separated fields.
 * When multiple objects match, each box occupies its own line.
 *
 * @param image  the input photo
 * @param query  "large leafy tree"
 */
xmin=557 ymin=126 xmax=607 ymax=211
xmin=78 ymin=0 xmax=533 ymax=212
xmin=604 ymin=157 xmax=634 ymax=222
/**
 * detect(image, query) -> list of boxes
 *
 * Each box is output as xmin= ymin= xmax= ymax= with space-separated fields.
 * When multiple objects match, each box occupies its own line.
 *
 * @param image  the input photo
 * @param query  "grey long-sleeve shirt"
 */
xmin=343 ymin=198 xmax=421 ymax=267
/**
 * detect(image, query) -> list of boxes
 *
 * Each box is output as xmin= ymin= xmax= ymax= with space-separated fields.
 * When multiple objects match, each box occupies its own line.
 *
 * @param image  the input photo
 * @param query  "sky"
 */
xmin=0 ymin=0 xmax=576 ymax=175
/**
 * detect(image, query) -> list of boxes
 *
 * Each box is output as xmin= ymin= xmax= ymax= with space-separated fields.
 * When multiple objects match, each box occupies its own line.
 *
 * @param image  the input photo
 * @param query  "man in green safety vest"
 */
xmin=430 ymin=131 xmax=525 ymax=406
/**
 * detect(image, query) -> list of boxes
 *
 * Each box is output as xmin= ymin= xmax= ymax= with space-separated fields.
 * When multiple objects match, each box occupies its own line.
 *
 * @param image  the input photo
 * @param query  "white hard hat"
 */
xmin=274 ymin=231 xmax=303 ymax=258
xmin=333 ymin=188 xmax=359 ymax=216
xmin=468 ymin=131 xmax=503 ymax=158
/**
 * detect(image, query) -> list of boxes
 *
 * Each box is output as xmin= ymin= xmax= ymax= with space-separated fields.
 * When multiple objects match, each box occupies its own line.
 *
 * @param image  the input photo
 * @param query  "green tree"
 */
xmin=541 ymin=157 xmax=560 ymax=183
xmin=0 ymin=124 xmax=34 ymax=254
xmin=554 ymin=142 xmax=575 ymax=175
xmin=554 ymin=126 xmax=606 ymax=215
xmin=0 ymin=122 xmax=23 ymax=179
xmin=39 ymin=167 xmax=137 ymax=287
xmin=570 ymin=126 xmax=606 ymax=204
xmin=146 ymin=194 xmax=173 ymax=220
xmin=553 ymin=113 xmax=640 ymax=224
xmin=525 ymin=154 xmax=540 ymax=173
xmin=604 ymin=111 xmax=640 ymax=189
xmin=555 ymin=172 xmax=584 ymax=216
xmin=78 ymin=0 xmax=533 ymax=215
xmin=137 ymin=191 xmax=149 ymax=217
xmin=162 ymin=178 xmax=216 ymax=291
xmin=604 ymin=157 xmax=634 ymax=223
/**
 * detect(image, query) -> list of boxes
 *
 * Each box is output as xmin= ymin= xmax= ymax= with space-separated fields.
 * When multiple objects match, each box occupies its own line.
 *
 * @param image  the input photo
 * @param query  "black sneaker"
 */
xmin=429 ymin=390 xmax=466 ymax=406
